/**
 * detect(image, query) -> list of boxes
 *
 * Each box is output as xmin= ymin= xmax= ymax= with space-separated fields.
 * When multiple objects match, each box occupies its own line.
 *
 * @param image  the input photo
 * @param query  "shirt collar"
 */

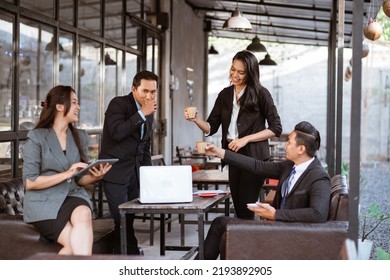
xmin=293 ymin=157 xmax=315 ymax=173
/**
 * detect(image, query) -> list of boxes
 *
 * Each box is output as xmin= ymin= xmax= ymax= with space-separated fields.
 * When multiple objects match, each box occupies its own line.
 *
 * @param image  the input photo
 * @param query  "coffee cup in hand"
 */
xmin=186 ymin=106 xmax=197 ymax=119
xmin=196 ymin=141 xmax=208 ymax=154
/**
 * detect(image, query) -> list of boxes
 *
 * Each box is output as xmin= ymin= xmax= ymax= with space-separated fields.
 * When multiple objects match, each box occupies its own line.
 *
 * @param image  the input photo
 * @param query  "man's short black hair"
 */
xmin=132 ymin=70 xmax=159 ymax=89
xmin=294 ymin=121 xmax=321 ymax=157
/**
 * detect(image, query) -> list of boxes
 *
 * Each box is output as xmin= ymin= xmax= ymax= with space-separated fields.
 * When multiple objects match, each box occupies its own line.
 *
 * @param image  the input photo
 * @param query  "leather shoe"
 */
xmin=138 ymin=247 xmax=144 ymax=255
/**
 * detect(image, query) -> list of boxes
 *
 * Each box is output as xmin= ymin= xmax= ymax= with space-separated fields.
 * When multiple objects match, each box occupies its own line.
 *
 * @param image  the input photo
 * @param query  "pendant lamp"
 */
xmin=259 ymin=53 xmax=277 ymax=66
xmin=223 ymin=1 xmax=252 ymax=31
xmin=104 ymin=53 xmax=117 ymax=66
xmin=208 ymin=45 xmax=219 ymax=54
xmin=246 ymin=36 xmax=267 ymax=52
xmin=45 ymin=37 xmax=64 ymax=52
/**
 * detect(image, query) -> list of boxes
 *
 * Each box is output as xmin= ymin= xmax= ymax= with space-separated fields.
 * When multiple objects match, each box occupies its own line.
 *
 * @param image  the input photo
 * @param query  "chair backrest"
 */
xmin=176 ymin=146 xmax=193 ymax=165
xmin=328 ymin=174 xmax=349 ymax=221
xmin=151 ymin=154 xmax=166 ymax=166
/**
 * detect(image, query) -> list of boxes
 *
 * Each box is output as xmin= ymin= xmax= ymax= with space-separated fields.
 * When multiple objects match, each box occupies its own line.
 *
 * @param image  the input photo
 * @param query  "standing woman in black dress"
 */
xmin=184 ymin=50 xmax=282 ymax=219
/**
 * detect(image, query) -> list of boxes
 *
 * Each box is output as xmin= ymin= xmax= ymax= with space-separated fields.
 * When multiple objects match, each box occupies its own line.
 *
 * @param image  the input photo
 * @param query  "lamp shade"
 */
xmin=223 ymin=8 xmax=252 ymax=30
xmin=45 ymin=37 xmax=64 ymax=52
xmin=208 ymin=45 xmax=219 ymax=54
xmin=105 ymin=53 xmax=117 ymax=66
xmin=259 ymin=53 xmax=277 ymax=66
xmin=246 ymin=36 xmax=267 ymax=53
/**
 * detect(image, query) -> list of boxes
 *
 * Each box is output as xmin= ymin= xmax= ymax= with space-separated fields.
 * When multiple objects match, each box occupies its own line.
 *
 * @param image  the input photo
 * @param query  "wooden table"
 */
xmin=119 ymin=193 xmax=231 ymax=259
xmin=192 ymin=169 xmax=229 ymax=190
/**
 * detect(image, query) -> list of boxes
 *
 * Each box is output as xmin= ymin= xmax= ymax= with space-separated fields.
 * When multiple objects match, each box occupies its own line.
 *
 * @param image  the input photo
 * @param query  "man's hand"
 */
xmin=248 ymin=202 xmax=276 ymax=220
xmin=205 ymin=144 xmax=225 ymax=159
xmin=141 ymin=100 xmax=157 ymax=116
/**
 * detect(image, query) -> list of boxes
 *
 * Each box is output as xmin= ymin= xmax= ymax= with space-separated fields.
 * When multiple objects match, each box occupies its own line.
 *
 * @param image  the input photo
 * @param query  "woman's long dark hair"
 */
xmin=231 ymin=50 xmax=262 ymax=111
xmin=35 ymin=85 xmax=87 ymax=163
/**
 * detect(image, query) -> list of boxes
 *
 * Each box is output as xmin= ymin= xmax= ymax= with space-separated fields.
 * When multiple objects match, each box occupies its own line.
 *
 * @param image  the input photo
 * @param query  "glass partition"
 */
xmin=59 ymin=0 xmax=75 ymax=25
xmin=0 ymin=13 xmax=13 ymax=132
xmin=19 ymin=19 xmax=54 ymax=126
xmin=104 ymin=48 xmax=123 ymax=112
xmin=125 ymin=52 xmax=137 ymax=94
xmin=79 ymin=37 xmax=101 ymax=128
xmin=59 ymin=31 xmax=74 ymax=86
xmin=78 ymin=0 xmax=101 ymax=36
xmin=20 ymin=0 xmax=54 ymax=18
xmin=105 ymin=1 xmax=123 ymax=44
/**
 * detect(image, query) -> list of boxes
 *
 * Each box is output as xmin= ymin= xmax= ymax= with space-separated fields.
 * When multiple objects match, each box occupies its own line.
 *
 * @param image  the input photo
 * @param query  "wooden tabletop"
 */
xmin=192 ymin=169 xmax=229 ymax=184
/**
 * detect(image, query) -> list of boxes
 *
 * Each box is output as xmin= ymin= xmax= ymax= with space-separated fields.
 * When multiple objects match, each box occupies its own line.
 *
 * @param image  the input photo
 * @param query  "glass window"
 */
xmin=104 ymin=48 xmax=123 ymax=112
xmin=125 ymin=52 xmax=137 ymax=94
xmin=78 ymin=0 xmax=101 ymax=36
xmin=59 ymin=0 xmax=75 ymax=25
xmin=0 ymin=13 xmax=13 ymax=132
xmin=0 ymin=141 xmax=12 ymax=179
xmin=125 ymin=17 xmax=139 ymax=50
xmin=146 ymin=36 xmax=159 ymax=76
xmin=79 ymin=37 xmax=101 ymax=128
xmin=105 ymin=1 xmax=123 ymax=44
xmin=20 ymin=0 xmax=54 ymax=18
xmin=19 ymin=19 xmax=54 ymax=126
xmin=59 ymin=31 xmax=74 ymax=86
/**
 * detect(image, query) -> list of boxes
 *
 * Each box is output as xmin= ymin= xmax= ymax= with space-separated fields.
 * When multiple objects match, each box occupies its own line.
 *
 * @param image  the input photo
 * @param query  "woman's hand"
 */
xmin=183 ymin=107 xmax=197 ymax=122
xmin=66 ymin=162 xmax=89 ymax=179
xmin=228 ymin=137 xmax=249 ymax=152
xmin=88 ymin=163 xmax=112 ymax=180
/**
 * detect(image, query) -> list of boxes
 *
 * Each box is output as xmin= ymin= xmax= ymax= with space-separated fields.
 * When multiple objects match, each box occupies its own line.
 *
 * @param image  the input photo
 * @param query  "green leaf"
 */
xmin=376 ymin=247 xmax=390 ymax=260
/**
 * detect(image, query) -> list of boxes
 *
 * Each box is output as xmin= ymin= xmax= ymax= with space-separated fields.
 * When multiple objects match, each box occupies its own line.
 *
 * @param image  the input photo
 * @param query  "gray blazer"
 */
xmin=22 ymin=128 xmax=92 ymax=223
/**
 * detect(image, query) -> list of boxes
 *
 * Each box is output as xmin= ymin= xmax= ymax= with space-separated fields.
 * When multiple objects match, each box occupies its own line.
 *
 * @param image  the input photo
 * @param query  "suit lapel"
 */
xmin=288 ymin=158 xmax=318 ymax=195
xmin=45 ymin=128 xmax=69 ymax=171
xmin=66 ymin=127 xmax=79 ymax=164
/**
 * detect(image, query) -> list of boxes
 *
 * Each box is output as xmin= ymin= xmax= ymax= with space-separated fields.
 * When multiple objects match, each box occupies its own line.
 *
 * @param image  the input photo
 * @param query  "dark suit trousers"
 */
xmin=195 ymin=216 xmax=234 ymax=260
xmin=102 ymin=174 xmax=140 ymax=254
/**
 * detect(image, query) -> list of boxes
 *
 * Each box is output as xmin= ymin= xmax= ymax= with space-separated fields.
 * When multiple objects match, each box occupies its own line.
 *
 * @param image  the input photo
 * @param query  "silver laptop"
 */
xmin=139 ymin=165 xmax=193 ymax=203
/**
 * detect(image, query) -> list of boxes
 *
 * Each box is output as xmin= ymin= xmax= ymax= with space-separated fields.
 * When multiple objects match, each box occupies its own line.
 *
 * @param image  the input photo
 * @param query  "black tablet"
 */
xmin=74 ymin=159 xmax=119 ymax=177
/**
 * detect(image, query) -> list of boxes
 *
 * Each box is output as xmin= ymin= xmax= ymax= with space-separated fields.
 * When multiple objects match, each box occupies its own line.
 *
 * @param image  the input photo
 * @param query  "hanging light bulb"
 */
xmin=259 ymin=53 xmax=277 ymax=66
xmin=223 ymin=1 xmax=252 ymax=30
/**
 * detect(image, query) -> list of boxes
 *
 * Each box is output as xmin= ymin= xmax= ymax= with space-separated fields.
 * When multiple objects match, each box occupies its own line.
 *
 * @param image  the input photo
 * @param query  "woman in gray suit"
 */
xmin=23 ymin=85 xmax=112 ymax=255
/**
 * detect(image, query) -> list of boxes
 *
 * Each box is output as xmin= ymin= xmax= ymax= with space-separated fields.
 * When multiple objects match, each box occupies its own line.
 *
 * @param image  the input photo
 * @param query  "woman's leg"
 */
xmin=57 ymin=205 xmax=93 ymax=255
xmin=229 ymin=164 xmax=264 ymax=219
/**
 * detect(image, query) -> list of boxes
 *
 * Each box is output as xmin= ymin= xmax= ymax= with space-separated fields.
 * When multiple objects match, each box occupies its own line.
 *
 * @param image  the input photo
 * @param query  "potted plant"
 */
xmin=359 ymin=203 xmax=390 ymax=259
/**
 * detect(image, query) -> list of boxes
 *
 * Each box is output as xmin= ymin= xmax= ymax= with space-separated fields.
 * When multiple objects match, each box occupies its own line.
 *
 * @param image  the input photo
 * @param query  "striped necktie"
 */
xmin=280 ymin=167 xmax=296 ymax=209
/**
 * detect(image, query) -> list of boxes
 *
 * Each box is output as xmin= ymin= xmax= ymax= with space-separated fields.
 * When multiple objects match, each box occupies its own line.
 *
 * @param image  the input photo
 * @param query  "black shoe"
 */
xmin=138 ymin=247 xmax=144 ymax=255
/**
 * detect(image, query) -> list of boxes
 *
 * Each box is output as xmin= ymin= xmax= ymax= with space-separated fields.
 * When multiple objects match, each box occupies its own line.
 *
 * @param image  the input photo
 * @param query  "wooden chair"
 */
xmin=176 ymin=146 xmax=206 ymax=169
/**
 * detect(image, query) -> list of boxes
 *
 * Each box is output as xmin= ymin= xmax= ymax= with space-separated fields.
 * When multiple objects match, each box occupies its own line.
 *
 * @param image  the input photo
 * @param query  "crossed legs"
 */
xmin=57 ymin=205 xmax=93 ymax=255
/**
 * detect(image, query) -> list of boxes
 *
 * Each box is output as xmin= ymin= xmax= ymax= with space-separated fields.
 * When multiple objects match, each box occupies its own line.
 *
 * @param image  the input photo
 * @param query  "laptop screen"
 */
xmin=139 ymin=165 xmax=193 ymax=203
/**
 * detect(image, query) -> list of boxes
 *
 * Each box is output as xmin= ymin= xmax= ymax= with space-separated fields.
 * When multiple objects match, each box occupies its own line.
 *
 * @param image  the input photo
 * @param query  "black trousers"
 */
xmin=102 ymin=174 xmax=140 ymax=254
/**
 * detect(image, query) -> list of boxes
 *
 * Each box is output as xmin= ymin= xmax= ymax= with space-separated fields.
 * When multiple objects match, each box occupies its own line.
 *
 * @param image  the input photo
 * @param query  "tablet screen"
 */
xmin=74 ymin=159 xmax=119 ymax=177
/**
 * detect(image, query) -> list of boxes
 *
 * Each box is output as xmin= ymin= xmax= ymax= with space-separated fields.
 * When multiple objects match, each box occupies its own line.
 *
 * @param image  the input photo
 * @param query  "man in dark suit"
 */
xmin=198 ymin=121 xmax=331 ymax=259
xmin=99 ymin=70 xmax=158 ymax=254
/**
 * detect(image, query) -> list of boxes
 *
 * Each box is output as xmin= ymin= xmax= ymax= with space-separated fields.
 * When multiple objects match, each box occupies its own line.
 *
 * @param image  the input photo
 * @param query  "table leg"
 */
xmin=225 ymin=197 xmax=230 ymax=216
xmin=160 ymin=213 xmax=166 ymax=255
xmin=197 ymin=213 xmax=205 ymax=259
xmin=120 ymin=211 xmax=127 ymax=255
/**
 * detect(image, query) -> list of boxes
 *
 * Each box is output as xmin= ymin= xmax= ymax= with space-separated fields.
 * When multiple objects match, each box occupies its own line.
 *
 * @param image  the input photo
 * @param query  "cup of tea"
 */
xmin=186 ymin=106 xmax=197 ymax=119
xmin=196 ymin=141 xmax=208 ymax=154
